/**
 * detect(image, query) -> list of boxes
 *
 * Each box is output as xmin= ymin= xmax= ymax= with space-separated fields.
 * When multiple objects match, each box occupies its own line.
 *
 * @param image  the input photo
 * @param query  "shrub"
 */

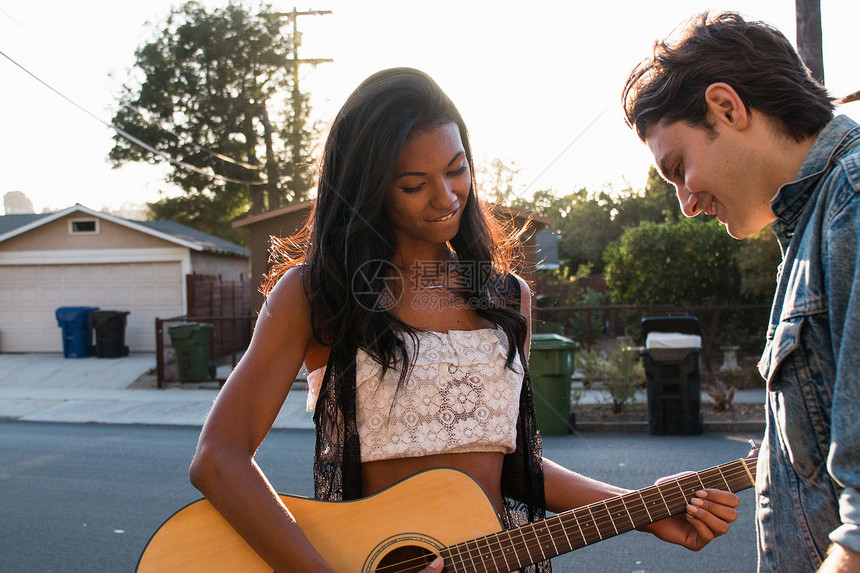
xmin=575 ymin=348 xmax=604 ymax=389
xmin=599 ymin=346 xmax=645 ymax=414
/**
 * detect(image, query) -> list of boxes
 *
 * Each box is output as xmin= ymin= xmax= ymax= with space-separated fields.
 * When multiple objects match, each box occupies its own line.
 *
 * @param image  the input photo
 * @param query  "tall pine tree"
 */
xmin=110 ymin=2 xmax=318 ymax=243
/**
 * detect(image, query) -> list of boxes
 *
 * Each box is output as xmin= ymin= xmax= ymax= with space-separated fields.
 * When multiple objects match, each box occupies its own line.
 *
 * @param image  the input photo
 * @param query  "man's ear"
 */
xmin=704 ymin=83 xmax=749 ymax=131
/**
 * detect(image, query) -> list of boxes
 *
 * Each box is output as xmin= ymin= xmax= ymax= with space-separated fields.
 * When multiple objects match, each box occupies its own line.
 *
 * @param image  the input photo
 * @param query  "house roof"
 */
xmin=0 ymin=213 xmax=46 ymax=236
xmin=231 ymin=198 xmax=314 ymax=228
xmin=135 ymin=220 xmax=249 ymax=257
xmin=0 ymin=204 xmax=249 ymax=257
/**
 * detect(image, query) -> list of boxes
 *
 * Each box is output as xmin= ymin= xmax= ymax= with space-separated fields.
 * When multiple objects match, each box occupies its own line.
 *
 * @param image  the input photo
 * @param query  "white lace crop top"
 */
xmin=305 ymin=328 xmax=524 ymax=462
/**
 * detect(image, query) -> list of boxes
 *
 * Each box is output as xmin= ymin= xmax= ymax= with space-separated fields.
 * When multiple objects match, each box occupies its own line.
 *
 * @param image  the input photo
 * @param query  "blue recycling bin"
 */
xmin=55 ymin=306 xmax=99 ymax=358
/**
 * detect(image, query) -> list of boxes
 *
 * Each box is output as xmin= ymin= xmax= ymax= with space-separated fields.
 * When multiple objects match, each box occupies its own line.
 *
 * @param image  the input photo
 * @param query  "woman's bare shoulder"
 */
xmin=262 ymin=265 xmax=330 ymax=368
xmin=262 ymin=266 xmax=310 ymax=315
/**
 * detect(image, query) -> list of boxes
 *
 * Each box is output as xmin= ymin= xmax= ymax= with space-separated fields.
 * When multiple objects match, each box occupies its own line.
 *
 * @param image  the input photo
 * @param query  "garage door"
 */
xmin=0 ymin=262 xmax=183 ymax=353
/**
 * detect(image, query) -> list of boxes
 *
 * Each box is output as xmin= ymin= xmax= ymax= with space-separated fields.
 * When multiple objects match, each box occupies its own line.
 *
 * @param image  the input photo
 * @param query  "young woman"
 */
xmin=190 ymin=67 xmax=739 ymax=572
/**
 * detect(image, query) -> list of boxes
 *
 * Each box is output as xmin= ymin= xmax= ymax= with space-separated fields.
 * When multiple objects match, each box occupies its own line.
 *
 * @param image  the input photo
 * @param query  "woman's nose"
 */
xmin=431 ymin=180 xmax=458 ymax=209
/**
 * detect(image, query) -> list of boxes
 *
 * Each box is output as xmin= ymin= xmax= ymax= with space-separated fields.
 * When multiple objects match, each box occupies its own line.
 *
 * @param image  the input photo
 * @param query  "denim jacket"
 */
xmin=756 ymin=115 xmax=860 ymax=572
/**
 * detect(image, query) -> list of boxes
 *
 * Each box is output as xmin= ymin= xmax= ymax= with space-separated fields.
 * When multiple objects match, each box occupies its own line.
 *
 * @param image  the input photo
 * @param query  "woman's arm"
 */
xmin=189 ymin=267 xmax=336 ymax=572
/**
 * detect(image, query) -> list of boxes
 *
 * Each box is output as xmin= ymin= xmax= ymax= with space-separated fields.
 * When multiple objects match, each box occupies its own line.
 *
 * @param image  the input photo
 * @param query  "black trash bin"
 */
xmin=640 ymin=316 xmax=703 ymax=435
xmin=92 ymin=311 xmax=130 ymax=358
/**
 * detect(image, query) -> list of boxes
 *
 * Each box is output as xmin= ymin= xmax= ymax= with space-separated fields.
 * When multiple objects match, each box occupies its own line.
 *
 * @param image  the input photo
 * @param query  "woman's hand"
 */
xmin=419 ymin=556 xmax=444 ymax=572
xmin=641 ymin=472 xmax=739 ymax=551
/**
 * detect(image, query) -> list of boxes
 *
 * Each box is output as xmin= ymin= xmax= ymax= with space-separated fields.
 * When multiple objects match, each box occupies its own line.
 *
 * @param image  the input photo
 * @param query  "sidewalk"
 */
xmin=0 ymin=353 xmax=314 ymax=429
xmin=0 ymin=353 xmax=765 ymax=432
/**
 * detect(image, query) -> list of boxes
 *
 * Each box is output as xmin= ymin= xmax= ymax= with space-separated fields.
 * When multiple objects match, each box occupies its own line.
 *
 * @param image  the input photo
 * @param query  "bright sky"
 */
xmin=1 ymin=0 xmax=858 ymax=215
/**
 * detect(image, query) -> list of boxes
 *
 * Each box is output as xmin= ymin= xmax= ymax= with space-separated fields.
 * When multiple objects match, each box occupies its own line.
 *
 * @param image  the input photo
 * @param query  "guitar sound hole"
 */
xmin=376 ymin=545 xmax=436 ymax=573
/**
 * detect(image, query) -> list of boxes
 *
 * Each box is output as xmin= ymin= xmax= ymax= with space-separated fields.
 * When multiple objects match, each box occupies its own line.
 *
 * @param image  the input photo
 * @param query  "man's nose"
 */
xmin=677 ymin=184 xmax=702 ymax=217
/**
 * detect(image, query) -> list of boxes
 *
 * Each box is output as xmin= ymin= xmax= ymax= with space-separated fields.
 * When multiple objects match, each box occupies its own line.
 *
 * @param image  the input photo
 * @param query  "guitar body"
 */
xmin=136 ymin=468 xmax=504 ymax=572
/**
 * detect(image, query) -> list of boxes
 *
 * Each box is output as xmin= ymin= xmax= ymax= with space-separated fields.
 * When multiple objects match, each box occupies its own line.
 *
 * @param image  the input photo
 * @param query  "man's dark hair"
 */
xmin=622 ymin=11 xmax=834 ymax=142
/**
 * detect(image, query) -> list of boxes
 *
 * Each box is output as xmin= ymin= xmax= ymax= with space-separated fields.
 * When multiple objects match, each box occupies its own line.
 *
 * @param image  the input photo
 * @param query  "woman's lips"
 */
xmin=429 ymin=209 xmax=457 ymax=222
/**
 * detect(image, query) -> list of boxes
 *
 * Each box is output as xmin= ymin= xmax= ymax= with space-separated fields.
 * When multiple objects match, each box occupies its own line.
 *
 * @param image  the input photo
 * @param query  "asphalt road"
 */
xmin=0 ymin=420 xmax=760 ymax=572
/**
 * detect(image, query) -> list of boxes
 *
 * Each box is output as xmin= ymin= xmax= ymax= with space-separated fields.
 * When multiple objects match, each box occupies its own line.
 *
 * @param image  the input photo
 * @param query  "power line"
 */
xmin=121 ymin=107 xmax=259 ymax=172
xmin=0 ymin=47 xmax=267 ymax=186
xmin=519 ymin=104 xmax=611 ymax=198
xmin=0 ymin=7 xmax=262 ymax=177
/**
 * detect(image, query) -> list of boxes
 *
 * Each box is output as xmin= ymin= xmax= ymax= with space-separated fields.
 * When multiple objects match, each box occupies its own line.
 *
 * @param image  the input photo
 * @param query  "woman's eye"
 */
xmin=401 ymin=184 xmax=424 ymax=193
xmin=448 ymin=165 xmax=468 ymax=177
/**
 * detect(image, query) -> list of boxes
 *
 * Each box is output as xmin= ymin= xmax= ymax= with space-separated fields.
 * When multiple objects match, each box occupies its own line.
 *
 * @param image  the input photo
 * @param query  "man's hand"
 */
xmin=818 ymin=543 xmax=860 ymax=573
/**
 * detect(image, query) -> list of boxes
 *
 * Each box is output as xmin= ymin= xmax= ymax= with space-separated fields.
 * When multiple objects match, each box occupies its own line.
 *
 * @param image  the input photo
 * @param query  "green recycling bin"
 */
xmin=168 ymin=322 xmax=213 ymax=380
xmin=529 ymin=333 xmax=576 ymax=435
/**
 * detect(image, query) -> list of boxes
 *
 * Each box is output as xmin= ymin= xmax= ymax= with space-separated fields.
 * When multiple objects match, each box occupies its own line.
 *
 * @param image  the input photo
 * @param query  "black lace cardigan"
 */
xmin=311 ymin=273 xmax=551 ymax=572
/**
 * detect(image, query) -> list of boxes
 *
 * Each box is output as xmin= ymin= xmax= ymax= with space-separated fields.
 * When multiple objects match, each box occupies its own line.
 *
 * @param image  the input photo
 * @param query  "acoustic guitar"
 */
xmin=137 ymin=448 xmax=757 ymax=572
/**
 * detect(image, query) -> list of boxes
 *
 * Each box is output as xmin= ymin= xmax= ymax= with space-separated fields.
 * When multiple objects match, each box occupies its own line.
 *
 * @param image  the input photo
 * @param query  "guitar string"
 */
xmin=475 ymin=462 xmax=757 ymax=566
xmin=512 ymin=463 xmax=755 ymax=556
xmin=373 ymin=460 xmax=754 ymax=573
xmin=453 ymin=462 xmax=756 ymax=571
xmin=477 ymin=471 xmax=752 ymax=570
xmin=464 ymin=463 xmax=756 ymax=571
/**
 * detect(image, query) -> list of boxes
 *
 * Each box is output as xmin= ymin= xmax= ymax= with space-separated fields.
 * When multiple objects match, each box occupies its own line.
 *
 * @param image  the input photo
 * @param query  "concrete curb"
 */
xmin=570 ymin=420 xmax=765 ymax=434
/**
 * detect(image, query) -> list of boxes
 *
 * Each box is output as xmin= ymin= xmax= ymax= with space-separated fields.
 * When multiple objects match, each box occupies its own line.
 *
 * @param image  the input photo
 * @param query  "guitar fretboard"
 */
xmin=439 ymin=456 xmax=756 ymax=573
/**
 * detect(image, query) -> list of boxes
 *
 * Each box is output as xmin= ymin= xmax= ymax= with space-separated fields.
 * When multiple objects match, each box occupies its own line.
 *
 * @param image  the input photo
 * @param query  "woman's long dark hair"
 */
xmin=266 ymin=67 xmax=526 ymax=375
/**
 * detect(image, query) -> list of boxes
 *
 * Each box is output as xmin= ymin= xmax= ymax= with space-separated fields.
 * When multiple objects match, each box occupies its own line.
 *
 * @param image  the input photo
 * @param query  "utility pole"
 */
xmin=796 ymin=0 xmax=825 ymax=84
xmin=273 ymin=8 xmax=333 ymax=123
xmin=271 ymin=8 xmax=333 ymax=208
xmin=273 ymin=8 xmax=334 ymax=68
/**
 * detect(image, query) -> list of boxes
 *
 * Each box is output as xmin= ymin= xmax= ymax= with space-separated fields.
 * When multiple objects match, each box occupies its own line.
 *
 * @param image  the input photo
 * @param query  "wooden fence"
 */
xmin=532 ymin=302 xmax=771 ymax=374
xmin=155 ymin=275 xmax=255 ymax=387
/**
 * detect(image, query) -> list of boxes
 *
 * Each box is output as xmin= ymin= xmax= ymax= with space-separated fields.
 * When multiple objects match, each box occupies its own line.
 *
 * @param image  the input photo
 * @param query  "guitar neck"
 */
xmin=440 ymin=455 xmax=757 ymax=573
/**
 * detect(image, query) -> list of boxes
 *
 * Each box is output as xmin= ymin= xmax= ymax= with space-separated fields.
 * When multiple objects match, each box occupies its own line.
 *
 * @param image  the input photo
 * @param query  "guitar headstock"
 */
xmin=747 ymin=439 xmax=759 ymax=457
xmin=744 ymin=440 xmax=760 ymax=481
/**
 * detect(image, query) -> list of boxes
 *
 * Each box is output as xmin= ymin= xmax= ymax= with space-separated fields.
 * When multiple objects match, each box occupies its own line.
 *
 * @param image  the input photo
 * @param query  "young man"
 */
xmin=622 ymin=11 xmax=860 ymax=573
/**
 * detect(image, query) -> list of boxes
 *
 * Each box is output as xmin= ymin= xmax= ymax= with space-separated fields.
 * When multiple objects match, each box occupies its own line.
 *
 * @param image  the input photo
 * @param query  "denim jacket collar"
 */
xmin=770 ymin=115 xmax=860 ymax=239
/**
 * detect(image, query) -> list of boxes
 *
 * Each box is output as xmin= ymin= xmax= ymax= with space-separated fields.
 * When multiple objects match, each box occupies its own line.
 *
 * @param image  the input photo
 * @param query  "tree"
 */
xmin=109 ymin=2 xmax=318 ymax=242
xmin=476 ymin=157 xmax=521 ymax=205
xmin=604 ymin=218 xmax=741 ymax=307
xmin=511 ymin=170 xmax=680 ymax=276
xmin=614 ymin=166 xmax=680 ymax=228
xmin=735 ymin=228 xmax=782 ymax=303
xmin=512 ymin=187 xmax=618 ymax=274
xmin=556 ymin=189 xmax=619 ymax=273
xmin=509 ymin=188 xmax=560 ymax=218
